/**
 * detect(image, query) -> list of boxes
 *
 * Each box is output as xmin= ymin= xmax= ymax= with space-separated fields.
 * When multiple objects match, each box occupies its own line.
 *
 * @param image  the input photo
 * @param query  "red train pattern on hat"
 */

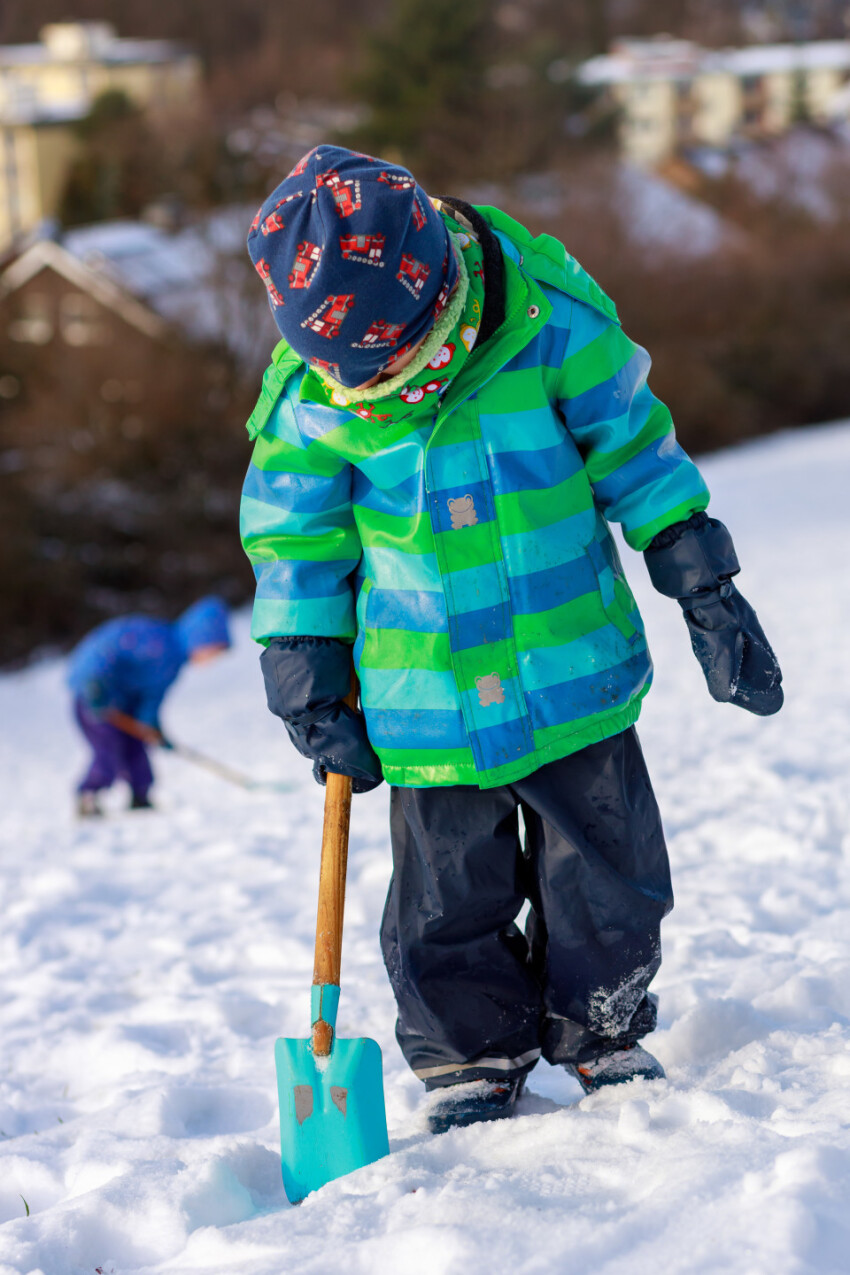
xmin=397 ymin=254 xmax=431 ymax=300
xmin=289 ymin=242 xmax=322 ymax=289
xmin=300 ymin=294 xmax=355 ymax=339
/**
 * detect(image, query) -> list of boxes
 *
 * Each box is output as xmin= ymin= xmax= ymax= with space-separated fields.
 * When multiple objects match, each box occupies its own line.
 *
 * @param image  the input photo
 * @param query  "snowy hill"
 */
xmin=1 ymin=423 xmax=849 ymax=1275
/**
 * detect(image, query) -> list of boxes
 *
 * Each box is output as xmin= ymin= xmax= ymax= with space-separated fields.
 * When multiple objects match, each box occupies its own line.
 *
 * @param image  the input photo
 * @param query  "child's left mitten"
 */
xmin=644 ymin=513 xmax=783 ymax=716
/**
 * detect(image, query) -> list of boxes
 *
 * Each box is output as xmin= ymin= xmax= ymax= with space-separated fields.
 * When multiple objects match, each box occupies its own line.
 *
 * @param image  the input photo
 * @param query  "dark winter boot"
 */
xmin=565 ymin=1044 xmax=665 ymax=1095
xmin=129 ymin=792 xmax=154 ymax=810
xmin=426 ymin=1076 xmax=526 ymax=1135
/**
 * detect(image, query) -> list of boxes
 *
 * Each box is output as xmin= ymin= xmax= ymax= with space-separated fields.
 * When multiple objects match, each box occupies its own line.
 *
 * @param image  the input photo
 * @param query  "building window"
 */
xmin=3 ymin=128 xmax=21 ymax=238
xmin=60 ymin=291 xmax=111 ymax=346
xmin=8 ymin=293 xmax=53 ymax=344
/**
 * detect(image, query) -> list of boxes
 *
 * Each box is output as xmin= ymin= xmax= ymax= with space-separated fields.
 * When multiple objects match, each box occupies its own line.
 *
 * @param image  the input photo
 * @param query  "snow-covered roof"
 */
xmin=0 ymin=24 xmax=195 ymax=127
xmin=92 ymin=40 xmax=193 ymax=66
xmin=713 ymin=40 xmax=850 ymax=76
xmin=0 ymin=238 xmax=167 ymax=339
xmin=579 ymin=37 xmax=850 ymax=85
xmin=0 ymin=43 xmax=45 ymax=65
xmin=0 ymin=99 xmax=87 ymax=127
xmin=1 ymin=211 xmax=276 ymax=365
xmin=0 ymin=33 xmax=192 ymax=68
xmin=63 ymin=221 xmax=206 ymax=298
xmin=59 ymin=210 xmax=278 ymax=362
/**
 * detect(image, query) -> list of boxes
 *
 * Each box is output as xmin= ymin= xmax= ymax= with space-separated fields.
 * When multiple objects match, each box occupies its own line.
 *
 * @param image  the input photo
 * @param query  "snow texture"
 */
xmin=580 ymin=39 xmax=850 ymax=85
xmin=614 ymin=164 xmax=743 ymax=256
xmin=1 ymin=422 xmax=850 ymax=1274
xmin=479 ymin=167 xmax=741 ymax=259
xmin=725 ymin=129 xmax=850 ymax=222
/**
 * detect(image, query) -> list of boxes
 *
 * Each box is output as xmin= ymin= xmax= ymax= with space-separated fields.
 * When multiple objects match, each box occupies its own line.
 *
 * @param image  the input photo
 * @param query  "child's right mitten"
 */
xmin=644 ymin=513 xmax=783 ymax=716
xmin=260 ymin=635 xmax=383 ymax=791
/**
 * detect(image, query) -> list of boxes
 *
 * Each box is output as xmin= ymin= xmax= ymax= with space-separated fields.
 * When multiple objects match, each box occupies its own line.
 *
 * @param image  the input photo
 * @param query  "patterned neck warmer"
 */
xmin=302 ymin=218 xmax=486 ymax=427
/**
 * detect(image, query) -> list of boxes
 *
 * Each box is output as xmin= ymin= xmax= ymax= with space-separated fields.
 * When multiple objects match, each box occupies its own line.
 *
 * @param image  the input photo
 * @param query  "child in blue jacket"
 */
xmin=68 ymin=597 xmax=230 ymax=814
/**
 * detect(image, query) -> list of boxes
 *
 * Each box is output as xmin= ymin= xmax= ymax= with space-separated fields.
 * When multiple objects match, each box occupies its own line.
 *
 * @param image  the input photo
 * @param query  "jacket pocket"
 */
xmin=586 ymin=539 xmax=641 ymax=646
xmin=353 ymin=577 xmax=374 ymax=672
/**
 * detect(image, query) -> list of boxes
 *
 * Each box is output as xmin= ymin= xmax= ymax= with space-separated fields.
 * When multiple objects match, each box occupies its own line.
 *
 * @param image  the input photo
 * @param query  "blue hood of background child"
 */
xmin=175 ymin=596 xmax=231 ymax=655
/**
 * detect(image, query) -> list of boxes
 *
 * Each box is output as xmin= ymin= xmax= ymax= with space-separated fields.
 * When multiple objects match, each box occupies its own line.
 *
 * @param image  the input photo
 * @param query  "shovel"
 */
xmin=106 ymin=710 xmax=292 ymax=792
xmin=275 ymin=724 xmax=389 ymax=1204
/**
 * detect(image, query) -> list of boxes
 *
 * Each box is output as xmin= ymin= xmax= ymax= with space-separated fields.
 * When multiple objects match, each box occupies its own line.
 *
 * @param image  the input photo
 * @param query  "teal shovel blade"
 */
xmin=275 ymin=985 xmax=389 ymax=1203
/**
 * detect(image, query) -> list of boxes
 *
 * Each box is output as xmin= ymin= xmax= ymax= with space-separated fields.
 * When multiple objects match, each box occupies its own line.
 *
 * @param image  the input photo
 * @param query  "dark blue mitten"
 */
xmin=644 ymin=513 xmax=783 ymax=716
xmin=260 ymin=636 xmax=383 ymax=792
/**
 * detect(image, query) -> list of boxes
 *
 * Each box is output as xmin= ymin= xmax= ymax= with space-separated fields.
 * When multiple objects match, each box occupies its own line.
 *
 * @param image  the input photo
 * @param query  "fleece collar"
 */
xmin=301 ymin=220 xmax=487 ymax=426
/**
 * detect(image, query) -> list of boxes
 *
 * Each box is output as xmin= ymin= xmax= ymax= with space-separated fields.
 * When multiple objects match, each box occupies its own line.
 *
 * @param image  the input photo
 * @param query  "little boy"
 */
xmin=241 ymin=146 xmax=782 ymax=1131
xmin=68 ymin=597 xmax=231 ymax=814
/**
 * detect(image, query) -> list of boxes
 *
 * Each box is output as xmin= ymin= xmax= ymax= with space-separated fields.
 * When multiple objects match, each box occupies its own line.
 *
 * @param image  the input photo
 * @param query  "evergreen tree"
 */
xmin=789 ymin=66 xmax=811 ymax=125
xmin=60 ymin=90 xmax=161 ymax=225
xmin=349 ymin=0 xmax=491 ymax=184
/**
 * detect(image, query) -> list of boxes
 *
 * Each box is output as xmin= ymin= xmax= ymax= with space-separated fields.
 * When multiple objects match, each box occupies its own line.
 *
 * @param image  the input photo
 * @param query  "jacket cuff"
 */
xmin=260 ymin=635 xmax=352 ymax=722
xmin=644 ymin=515 xmax=740 ymax=599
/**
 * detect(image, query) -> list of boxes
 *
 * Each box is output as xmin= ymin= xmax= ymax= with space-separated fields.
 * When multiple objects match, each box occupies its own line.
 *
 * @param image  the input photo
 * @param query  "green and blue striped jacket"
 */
xmin=241 ymin=206 xmax=710 ymax=788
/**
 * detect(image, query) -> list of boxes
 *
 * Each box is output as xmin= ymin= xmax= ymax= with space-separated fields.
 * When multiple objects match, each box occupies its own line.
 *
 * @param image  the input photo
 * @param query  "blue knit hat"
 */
xmin=247 ymin=145 xmax=458 ymax=388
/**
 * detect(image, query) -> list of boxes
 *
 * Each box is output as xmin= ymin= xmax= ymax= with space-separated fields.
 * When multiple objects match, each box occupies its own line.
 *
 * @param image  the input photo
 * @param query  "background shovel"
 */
xmin=106 ymin=709 xmax=292 ymax=792
xmin=275 ymin=742 xmax=389 ymax=1204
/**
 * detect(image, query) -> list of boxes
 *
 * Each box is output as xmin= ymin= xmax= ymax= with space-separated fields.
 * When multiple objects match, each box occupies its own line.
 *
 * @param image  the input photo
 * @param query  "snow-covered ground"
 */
xmin=1 ymin=422 xmax=849 ymax=1275
xmin=476 ymin=165 xmax=742 ymax=259
xmin=697 ymin=128 xmax=850 ymax=223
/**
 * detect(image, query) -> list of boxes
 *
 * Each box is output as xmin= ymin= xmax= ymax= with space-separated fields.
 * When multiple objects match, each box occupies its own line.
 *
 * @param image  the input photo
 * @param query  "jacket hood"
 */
xmin=176 ymin=597 xmax=231 ymax=654
xmin=473 ymin=205 xmax=619 ymax=324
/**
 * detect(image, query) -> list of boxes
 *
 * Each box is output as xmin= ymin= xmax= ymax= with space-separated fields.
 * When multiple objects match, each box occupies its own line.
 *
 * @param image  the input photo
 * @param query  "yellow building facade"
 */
xmin=579 ymin=38 xmax=850 ymax=167
xmin=0 ymin=119 xmax=81 ymax=249
xmin=0 ymin=23 xmax=201 ymax=253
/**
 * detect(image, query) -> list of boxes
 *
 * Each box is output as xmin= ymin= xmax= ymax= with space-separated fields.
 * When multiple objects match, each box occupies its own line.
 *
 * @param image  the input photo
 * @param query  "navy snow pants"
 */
xmin=380 ymin=728 xmax=673 ymax=1088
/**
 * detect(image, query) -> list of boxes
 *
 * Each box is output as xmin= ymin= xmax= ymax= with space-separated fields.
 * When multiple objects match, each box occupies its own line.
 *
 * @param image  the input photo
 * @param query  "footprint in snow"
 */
xmin=158 ymin=1083 xmax=274 ymax=1138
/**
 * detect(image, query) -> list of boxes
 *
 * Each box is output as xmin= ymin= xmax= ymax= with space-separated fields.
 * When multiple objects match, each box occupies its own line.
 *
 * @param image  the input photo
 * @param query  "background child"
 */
xmin=68 ymin=596 xmax=231 ymax=815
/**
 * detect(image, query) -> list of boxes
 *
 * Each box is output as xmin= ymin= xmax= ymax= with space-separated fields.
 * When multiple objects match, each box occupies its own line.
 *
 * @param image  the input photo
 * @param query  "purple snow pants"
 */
xmin=74 ymin=698 xmax=154 ymax=800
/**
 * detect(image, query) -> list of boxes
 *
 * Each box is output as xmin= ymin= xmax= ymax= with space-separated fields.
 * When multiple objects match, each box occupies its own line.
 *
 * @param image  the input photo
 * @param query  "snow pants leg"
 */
xmin=74 ymin=698 xmax=154 ymax=801
xmin=380 ymin=728 xmax=673 ymax=1089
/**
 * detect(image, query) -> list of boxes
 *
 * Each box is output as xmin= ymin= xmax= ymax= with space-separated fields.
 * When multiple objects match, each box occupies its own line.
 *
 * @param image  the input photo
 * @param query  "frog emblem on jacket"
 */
xmin=448 ymin=495 xmax=478 ymax=529
xmin=475 ymin=672 xmax=505 ymax=707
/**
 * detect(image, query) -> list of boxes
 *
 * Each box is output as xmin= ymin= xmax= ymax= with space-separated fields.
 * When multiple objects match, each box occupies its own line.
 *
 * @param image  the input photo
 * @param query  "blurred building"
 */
xmin=0 ymin=23 xmax=201 ymax=252
xmin=0 ymin=214 xmax=260 ymax=584
xmin=578 ymin=37 xmax=850 ymax=166
xmin=0 ymin=233 xmax=178 ymax=498
xmin=0 ymin=210 xmax=274 ymax=411
xmin=0 ymin=214 xmax=257 ymax=668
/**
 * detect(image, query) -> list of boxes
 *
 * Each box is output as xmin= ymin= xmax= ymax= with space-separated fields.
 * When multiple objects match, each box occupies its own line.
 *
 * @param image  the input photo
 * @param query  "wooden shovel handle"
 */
xmin=311 ymin=678 xmax=358 ymax=1054
xmin=105 ymin=709 xmax=164 ymax=746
